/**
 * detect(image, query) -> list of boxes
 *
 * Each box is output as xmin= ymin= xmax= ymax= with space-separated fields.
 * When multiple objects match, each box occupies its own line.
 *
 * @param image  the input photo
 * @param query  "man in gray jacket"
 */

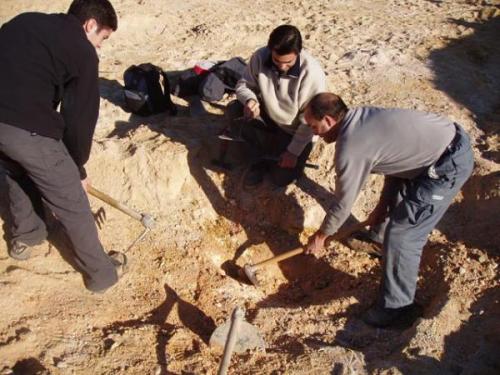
xmin=227 ymin=25 xmax=326 ymax=187
xmin=303 ymin=93 xmax=474 ymax=327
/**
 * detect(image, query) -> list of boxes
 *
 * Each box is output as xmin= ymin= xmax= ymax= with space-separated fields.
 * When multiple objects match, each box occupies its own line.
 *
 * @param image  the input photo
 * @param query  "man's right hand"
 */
xmin=244 ymin=99 xmax=260 ymax=119
xmin=305 ymin=230 xmax=328 ymax=258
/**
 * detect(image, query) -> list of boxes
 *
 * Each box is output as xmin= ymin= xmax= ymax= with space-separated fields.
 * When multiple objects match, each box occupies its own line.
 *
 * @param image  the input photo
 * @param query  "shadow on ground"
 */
xmin=429 ymin=16 xmax=500 ymax=163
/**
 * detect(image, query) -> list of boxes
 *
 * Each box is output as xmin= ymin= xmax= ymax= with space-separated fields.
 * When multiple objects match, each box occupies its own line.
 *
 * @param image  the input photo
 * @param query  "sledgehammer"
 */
xmin=87 ymin=185 xmax=155 ymax=251
xmin=242 ymin=220 xmax=371 ymax=286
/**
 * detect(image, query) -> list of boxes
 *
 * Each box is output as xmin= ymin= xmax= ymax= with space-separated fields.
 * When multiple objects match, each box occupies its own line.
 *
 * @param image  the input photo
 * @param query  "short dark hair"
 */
xmin=308 ymin=93 xmax=349 ymax=122
xmin=68 ymin=0 xmax=118 ymax=31
xmin=268 ymin=25 xmax=302 ymax=55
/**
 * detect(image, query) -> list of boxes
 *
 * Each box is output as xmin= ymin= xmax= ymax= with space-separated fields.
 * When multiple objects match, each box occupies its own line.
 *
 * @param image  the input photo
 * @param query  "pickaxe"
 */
xmin=87 ymin=185 xmax=155 ymax=252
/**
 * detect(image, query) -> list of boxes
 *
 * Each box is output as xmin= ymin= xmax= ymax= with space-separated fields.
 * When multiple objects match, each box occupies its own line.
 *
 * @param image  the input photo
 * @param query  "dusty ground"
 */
xmin=0 ymin=0 xmax=499 ymax=374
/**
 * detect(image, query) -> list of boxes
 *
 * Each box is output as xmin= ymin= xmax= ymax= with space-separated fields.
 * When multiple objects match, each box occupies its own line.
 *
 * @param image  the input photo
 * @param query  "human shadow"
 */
xmin=437 ymin=171 xmax=500 ymax=255
xmin=429 ymin=16 xmax=500 ymax=163
xmin=102 ymin=283 xmax=215 ymax=375
xmin=316 ymin=240 xmax=450 ymax=374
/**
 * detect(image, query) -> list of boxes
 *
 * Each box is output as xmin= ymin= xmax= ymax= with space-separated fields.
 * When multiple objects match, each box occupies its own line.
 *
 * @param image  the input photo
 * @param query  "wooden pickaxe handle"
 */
xmin=251 ymin=220 xmax=370 ymax=270
xmin=217 ymin=307 xmax=244 ymax=375
xmin=87 ymin=185 xmax=143 ymax=222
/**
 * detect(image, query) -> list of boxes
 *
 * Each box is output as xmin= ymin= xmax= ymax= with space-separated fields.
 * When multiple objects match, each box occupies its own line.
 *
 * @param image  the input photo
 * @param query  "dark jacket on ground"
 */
xmin=0 ymin=12 xmax=100 ymax=178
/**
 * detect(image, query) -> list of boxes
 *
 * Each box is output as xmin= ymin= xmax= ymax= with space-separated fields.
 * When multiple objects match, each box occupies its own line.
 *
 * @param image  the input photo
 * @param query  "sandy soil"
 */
xmin=0 ymin=0 xmax=499 ymax=374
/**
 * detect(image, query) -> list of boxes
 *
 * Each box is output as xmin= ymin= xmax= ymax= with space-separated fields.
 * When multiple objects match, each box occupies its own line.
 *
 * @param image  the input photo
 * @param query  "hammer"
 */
xmin=87 ymin=185 xmax=155 ymax=251
xmin=242 ymin=220 xmax=371 ymax=286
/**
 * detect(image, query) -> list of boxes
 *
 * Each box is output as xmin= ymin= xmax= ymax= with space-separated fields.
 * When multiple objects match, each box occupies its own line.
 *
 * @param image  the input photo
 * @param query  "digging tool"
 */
xmin=87 ymin=185 xmax=155 ymax=251
xmin=210 ymin=307 xmax=265 ymax=358
xmin=241 ymin=220 xmax=371 ymax=286
xmin=217 ymin=307 xmax=243 ymax=375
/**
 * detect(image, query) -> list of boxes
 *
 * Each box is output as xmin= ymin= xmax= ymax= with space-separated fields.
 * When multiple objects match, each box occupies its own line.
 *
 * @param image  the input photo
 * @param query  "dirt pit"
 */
xmin=1 ymin=0 xmax=499 ymax=374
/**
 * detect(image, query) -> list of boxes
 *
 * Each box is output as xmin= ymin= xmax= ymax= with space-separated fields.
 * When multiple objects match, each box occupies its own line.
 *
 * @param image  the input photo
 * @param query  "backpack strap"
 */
xmin=157 ymin=68 xmax=177 ymax=116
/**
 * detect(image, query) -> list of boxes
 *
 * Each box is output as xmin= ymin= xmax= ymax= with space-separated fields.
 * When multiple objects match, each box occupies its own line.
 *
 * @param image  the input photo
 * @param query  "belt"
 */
xmin=443 ymin=123 xmax=462 ymax=155
xmin=427 ymin=124 xmax=462 ymax=179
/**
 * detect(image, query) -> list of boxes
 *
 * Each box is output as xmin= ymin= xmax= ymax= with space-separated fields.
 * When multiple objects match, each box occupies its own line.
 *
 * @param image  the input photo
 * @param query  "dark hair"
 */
xmin=68 ymin=0 xmax=118 ymax=31
xmin=267 ymin=25 xmax=302 ymax=55
xmin=308 ymin=93 xmax=348 ymax=122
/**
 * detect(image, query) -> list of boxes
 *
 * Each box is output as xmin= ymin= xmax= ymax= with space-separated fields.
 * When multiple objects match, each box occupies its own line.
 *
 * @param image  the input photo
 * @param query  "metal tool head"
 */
xmin=217 ymin=133 xmax=245 ymax=142
xmin=209 ymin=313 xmax=265 ymax=353
xmin=140 ymin=214 xmax=155 ymax=229
xmin=243 ymin=264 xmax=259 ymax=286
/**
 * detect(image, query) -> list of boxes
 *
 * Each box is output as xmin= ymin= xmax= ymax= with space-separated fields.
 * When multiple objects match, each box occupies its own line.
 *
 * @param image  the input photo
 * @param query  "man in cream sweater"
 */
xmin=228 ymin=25 xmax=326 ymax=187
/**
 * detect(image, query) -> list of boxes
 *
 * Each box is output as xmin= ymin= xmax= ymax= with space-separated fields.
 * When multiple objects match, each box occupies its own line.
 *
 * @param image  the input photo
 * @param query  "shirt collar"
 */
xmin=264 ymin=48 xmax=301 ymax=78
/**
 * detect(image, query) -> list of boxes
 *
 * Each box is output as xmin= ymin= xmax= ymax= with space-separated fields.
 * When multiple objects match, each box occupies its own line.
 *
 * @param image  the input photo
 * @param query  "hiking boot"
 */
xmin=108 ymin=250 xmax=128 ymax=278
xmin=8 ymin=241 xmax=32 ymax=261
xmin=343 ymin=230 xmax=382 ymax=257
xmin=243 ymin=161 xmax=267 ymax=188
xmin=361 ymin=303 xmax=422 ymax=328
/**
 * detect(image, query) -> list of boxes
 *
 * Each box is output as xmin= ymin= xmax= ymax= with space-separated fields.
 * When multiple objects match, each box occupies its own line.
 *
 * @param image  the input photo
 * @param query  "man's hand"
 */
xmin=279 ymin=151 xmax=298 ymax=169
xmin=305 ymin=230 xmax=329 ymax=258
xmin=244 ymin=99 xmax=260 ymax=119
xmin=81 ymin=177 xmax=91 ymax=192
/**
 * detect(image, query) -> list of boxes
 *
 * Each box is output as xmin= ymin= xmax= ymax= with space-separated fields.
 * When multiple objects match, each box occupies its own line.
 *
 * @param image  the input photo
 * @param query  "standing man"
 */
xmin=229 ymin=24 xmax=326 ymax=188
xmin=303 ymin=93 xmax=474 ymax=327
xmin=0 ymin=0 xmax=125 ymax=293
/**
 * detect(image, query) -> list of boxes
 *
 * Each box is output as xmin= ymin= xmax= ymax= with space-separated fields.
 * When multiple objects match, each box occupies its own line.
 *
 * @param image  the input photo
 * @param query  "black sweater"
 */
xmin=0 ymin=12 xmax=100 ymax=179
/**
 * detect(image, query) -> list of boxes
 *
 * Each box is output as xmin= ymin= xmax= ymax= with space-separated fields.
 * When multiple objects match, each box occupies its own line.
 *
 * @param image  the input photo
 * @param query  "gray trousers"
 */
xmin=0 ymin=122 xmax=117 ymax=292
xmin=226 ymin=100 xmax=313 ymax=187
xmin=369 ymin=124 xmax=474 ymax=308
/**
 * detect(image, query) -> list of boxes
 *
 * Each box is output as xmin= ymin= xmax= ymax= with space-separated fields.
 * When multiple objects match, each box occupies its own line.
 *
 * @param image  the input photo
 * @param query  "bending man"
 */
xmin=304 ymin=93 xmax=474 ymax=327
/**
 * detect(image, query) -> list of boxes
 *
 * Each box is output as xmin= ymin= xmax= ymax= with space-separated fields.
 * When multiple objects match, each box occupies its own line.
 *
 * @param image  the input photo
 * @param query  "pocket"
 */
xmin=406 ymin=201 xmax=434 ymax=225
xmin=414 ymin=177 xmax=454 ymax=204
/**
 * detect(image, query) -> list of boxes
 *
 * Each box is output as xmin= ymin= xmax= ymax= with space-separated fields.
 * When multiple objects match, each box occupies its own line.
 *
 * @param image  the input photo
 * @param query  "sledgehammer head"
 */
xmin=243 ymin=264 xmax=259 ymax=286
xmin=140 ymin=214 xmax=155 ymax=229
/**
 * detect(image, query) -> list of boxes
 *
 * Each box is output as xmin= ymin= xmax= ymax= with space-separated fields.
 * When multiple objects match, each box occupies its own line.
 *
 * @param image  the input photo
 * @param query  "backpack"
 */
xmin=173 ymin=57 xmax=247 ymax=102
xmin=123 ymin=63 xmax=177 ymax=116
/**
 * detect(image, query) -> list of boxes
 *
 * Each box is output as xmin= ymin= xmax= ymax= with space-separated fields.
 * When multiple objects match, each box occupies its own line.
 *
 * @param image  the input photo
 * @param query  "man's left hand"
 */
xmin=279 ymin=151 xmax=298 ymax=169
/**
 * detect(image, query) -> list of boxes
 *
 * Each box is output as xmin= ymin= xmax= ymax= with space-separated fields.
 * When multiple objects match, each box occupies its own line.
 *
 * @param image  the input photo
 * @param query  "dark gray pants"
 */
xmin=0 ymin=122 xmax=117 ymax=292
xmin=370 ymin=124 xmax=474 ymax=308
xmin=226 ymin=100 xmax=313 ymax=187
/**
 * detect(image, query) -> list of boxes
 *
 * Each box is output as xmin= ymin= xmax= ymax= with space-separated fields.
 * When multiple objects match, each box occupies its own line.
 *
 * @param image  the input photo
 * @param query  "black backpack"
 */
xmin=173 ymin=57 xmax=247 ymax=102
xmin=123 ymin=63 xmax=177 ymax=116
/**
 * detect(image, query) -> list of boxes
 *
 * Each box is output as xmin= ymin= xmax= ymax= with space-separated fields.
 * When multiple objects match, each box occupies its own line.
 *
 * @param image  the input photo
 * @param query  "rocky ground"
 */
xmin=0 ymin=0 xmax=499 ymax=374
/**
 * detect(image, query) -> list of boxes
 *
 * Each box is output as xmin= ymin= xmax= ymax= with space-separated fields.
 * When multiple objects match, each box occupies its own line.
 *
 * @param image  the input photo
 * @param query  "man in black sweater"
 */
xmin=0 ymin=0 xmax=124 ymax=293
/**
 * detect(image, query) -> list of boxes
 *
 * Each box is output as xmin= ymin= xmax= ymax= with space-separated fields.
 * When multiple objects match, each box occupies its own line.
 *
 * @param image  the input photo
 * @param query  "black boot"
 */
xmin=361 ymin=303 xmax=422 ymax=328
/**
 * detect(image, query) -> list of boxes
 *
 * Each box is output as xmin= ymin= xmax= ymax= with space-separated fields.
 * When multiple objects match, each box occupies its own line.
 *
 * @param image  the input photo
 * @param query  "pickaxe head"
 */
xmin=141 ymin=214 xmax=155 ymax=229
xmin=242 ymin=264 xmax=259 ymax=286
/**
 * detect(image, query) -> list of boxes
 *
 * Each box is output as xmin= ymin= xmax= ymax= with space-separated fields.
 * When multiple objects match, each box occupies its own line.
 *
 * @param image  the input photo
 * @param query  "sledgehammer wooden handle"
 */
xmin=252 ymin=220 xmax=370 ymax=270
xmin=87 ymin=185 xmax=142 ymax=222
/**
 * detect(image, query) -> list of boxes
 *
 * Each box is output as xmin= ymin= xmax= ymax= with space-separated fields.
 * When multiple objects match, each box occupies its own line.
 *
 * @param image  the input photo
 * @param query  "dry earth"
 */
xmin=0 ymin=0 xmax=499 ymax=374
